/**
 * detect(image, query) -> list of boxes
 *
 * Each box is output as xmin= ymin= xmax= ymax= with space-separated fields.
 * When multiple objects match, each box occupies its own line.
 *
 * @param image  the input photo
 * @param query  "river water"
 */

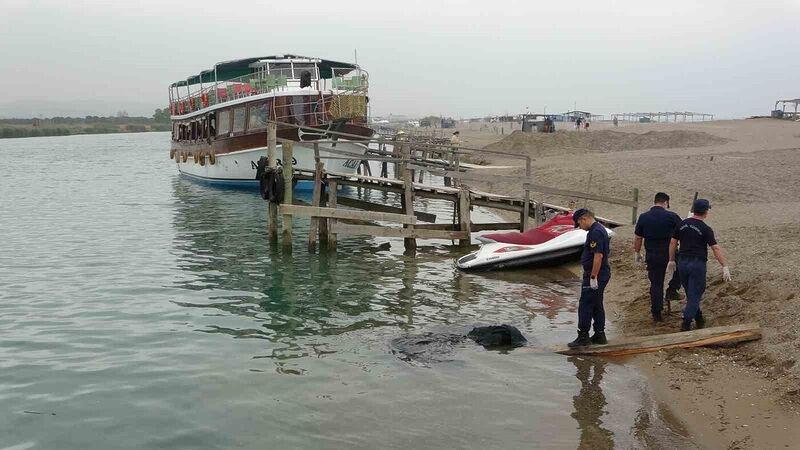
xmin=0 ymin=133 xmax=694 ymax=449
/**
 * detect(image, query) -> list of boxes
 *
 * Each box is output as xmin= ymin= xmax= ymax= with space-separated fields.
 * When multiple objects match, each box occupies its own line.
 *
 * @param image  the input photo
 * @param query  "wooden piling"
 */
xmin=308 ymin=143 xmax=323 ymax=252
xmin=282 ymin=141 xmax=294 ymax=252
xmin=327 ymin=180 xmax=338 ymax=249
xmin=444 ymin=148 xmax=454 ymax=187
xmin=458 ymin=187 xmax=471 ymax=248
xmin=521 ymin=157 xmax=531 ymax=231
xmin=318 ymin=181 xmax=329 ymax=246
xmin=452 ymin=151 xmax=461 ymax=188
xmin=631 ymin=187 xmax=639 ymax=225
xmin=418 ymin=148 xmax=427 ymax=183
xmin=267 ymin=123 xmax=278 ymax=242
xmin=400 ymin=143 xmax=417 ymax=252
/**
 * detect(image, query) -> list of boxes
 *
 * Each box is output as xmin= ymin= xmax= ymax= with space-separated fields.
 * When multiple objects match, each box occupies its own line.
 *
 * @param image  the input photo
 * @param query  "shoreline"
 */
xmin=603 ymin=236 xmax=800 ymax=449
xmin=457 ymin=118 xmax=800 ymax=448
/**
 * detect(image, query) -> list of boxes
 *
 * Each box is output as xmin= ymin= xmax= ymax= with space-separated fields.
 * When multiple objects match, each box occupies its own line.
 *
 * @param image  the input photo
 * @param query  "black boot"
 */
xmin=665 ymin=289 xmax=683 ymax=301
xmin=695 ymin=311 xmax=706 ymax=329
xmin=680 ymin=319 xmax=692 ymax=332
xmin=653 ymin=311 xmax=664 ymax=323
xmin=568 ymin=331 xmax=592 ymax=348
xmin=590 ymin=331 xmax=608 ymax=345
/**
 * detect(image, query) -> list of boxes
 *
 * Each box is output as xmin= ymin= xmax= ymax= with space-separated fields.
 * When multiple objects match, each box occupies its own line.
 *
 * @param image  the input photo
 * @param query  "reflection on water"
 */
xmin=570 ymin=357 xmax=614 ymax=450
xmin=0 ymin=134 xmax=697 ymax=450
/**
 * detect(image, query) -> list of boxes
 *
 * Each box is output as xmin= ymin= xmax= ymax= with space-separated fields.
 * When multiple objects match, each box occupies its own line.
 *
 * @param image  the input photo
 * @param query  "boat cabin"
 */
xmin=168 ymin=54 xmax=371 ymax=150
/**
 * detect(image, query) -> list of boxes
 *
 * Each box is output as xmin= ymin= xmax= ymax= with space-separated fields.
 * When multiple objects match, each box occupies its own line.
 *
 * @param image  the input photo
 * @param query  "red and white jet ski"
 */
xmin=455 ymin=213 xmax=615 ymax=271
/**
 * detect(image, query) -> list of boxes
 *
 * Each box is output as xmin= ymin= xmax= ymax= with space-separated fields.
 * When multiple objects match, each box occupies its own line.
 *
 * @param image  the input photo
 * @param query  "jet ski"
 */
xmin=455 ymin=213 xmax=615 ymax=271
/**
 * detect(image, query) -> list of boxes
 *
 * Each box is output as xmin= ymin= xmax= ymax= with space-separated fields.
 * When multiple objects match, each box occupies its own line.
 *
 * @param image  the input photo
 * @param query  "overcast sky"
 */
xmin=2 ymin=0 xmax=799 ymax=119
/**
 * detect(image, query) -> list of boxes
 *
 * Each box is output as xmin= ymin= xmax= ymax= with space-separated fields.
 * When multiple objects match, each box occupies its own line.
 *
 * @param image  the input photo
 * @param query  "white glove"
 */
xmin=666 ymin=261 xmax=676 ymax=274
xmin=634 ymin=252 xmax=643 ymax=264
xmin=589 ymin=277 xmax=599 ymax=290
xmin=722 ymin=266 xmax=732 ymax=282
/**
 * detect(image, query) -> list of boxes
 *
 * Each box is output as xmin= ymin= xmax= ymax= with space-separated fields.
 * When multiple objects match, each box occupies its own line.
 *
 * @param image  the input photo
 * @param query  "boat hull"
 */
xmin=175 ymin=141 xmax=367 ymax=189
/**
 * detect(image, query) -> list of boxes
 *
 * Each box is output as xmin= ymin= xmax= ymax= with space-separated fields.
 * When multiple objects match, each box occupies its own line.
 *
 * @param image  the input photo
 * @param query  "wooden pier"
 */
xmin=261 ymin=121 xmax=639 ymax=253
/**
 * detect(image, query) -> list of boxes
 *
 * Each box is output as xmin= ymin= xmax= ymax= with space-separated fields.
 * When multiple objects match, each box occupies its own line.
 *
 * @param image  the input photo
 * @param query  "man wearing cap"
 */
xmin=568 ymin=208 xmax=612 ymax=348
xmin=634 ymin=192 xmax=683 ymax=322
xmin=668 ymin=199 xmax=732 ymax=331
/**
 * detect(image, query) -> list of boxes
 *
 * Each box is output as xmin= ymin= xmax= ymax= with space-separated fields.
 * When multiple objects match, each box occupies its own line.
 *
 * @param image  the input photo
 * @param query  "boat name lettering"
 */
xmin=251 ymin=158 xmax=298 ymax=170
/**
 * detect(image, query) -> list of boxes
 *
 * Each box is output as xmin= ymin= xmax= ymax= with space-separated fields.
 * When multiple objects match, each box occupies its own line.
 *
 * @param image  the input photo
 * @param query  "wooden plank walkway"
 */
xmin=551 ymin=323 xmax=761 ymax=357
xmin=296 ymin=168 xmax=626 ymax=228
xmin=263 ymin=121 xmax=638 ymax=251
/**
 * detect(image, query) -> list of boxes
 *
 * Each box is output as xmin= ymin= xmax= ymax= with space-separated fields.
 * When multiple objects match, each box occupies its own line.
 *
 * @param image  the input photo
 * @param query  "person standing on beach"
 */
xmin=568 ymin=208 xmax=612 ymax=348
xmin=449 ymin=130 xmax=460 ymax=148
xmin=634 ymin=192 xmax=683 ymax=322
xmin=667 ymin=199 xmax=732 ymax=331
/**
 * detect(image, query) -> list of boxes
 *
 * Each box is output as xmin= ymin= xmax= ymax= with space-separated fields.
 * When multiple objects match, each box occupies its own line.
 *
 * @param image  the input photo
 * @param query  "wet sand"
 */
xmin=451 ymin=118 xmax=800 ymax=448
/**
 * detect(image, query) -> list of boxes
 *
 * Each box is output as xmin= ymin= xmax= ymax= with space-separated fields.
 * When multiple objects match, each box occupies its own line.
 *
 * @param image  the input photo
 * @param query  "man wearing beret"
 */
xmin=668 ymin=199 xmax=732 ymax=331
xmin=568 ymin=208 xmax=612 ymax=348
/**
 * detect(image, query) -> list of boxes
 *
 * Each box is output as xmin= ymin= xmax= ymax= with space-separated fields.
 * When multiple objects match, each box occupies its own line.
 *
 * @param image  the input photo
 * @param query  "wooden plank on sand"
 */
xmin=552 ymin=323 xmax=761 ymax=357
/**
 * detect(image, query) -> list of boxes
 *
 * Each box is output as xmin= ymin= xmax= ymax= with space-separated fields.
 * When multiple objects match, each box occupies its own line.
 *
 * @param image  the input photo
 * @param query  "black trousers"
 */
xmin=578 ymin=275 xmax=610 ymax=333
xmin=646 ymin=252 xmax=681 ymax=314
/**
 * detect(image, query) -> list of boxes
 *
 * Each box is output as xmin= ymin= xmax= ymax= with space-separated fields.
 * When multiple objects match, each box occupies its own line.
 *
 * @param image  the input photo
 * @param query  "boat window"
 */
xmin=217 ymin=110 xmax=230 ymax=136
xmin=293 ymin=63 xmax=315 ymax=79
xmin=232 ymin=108 xmax=246 ymax=133
xmin=269 ymin=63 xmax=292 ymax=79
xmin=248 ymin=102 xmax=269 ymax=131
xmin=208 ymin=113 xmax=216 ymax=137
xmin=191 ymin=121 xmax=198 ymax=141
xmin=201 ymin=117 xmax=208 ymax=139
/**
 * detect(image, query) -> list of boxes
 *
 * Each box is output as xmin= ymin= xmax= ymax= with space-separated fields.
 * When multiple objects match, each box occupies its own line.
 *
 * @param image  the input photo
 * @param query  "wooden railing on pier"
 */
xmin=260 ymin=121 xmax=638 ymax=252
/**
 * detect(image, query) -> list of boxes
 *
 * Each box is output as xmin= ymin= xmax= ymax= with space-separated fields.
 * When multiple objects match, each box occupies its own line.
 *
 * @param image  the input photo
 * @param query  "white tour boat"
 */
xmin=167 ymin=54 xmax=373 ymax=188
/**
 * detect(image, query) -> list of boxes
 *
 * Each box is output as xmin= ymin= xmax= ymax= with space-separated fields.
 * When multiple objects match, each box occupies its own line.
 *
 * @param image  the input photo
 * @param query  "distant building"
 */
xmin=562 ymin=110 xmax=592 ymax=122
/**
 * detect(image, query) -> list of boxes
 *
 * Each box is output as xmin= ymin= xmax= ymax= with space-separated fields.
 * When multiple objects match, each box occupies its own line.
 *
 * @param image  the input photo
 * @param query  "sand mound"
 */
xmin=484 ymin=129 xmax=730 ymax=157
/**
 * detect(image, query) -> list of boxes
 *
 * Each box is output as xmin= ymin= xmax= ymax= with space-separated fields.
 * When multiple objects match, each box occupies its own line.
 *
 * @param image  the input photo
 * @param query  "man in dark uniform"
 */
xmin=668 ymin=199 xmax=732 ymax=331
xmin=568 ymin=208 xmax=612 ymax=348
xmin=634 ymin=192 xmax=683 ymax=322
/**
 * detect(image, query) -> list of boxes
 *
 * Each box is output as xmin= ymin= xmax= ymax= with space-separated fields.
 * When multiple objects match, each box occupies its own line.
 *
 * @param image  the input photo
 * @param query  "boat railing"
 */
xmin=170 ymin=68 xmax=369 ymax=117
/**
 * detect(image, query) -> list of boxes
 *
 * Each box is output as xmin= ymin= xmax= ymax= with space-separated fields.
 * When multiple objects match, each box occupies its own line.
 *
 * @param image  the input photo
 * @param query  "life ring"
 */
xmin=179 ymin=103 xmax=185 ymax=115
xmin=181 ymin=152 xmax=188 ymax=163
xmin=201 ymin=93 xmax=209 ymax=108
xmin=208 ymin=151 xmax=216 ymax=165
xmin=199 ymin=152 xmax=206 ymax=166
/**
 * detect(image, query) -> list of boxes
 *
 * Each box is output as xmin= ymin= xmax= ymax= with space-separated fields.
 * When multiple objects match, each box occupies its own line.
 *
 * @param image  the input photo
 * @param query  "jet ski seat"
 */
xmin=480 ymin=213 xmax=576 ymax=245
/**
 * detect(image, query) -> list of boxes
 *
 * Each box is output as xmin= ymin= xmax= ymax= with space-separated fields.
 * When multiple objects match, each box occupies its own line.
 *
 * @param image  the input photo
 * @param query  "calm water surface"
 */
xmin=0 ymin=133 xmax=693 ymax=449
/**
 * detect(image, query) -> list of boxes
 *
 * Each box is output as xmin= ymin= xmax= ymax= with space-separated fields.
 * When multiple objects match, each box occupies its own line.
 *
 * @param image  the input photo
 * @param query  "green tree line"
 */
xmin=0 ymin=108 xmax=172 ymax=139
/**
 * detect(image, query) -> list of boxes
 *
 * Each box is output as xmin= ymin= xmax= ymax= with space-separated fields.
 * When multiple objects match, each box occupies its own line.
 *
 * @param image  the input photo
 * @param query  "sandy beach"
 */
xmin=453 ymin=118 xmax=800 ymax=448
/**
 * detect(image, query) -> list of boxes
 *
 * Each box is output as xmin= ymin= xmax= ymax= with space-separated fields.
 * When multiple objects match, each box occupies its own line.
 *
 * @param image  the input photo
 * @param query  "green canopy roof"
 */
xmin=170 ymin=55 xmax=357 ymax=88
